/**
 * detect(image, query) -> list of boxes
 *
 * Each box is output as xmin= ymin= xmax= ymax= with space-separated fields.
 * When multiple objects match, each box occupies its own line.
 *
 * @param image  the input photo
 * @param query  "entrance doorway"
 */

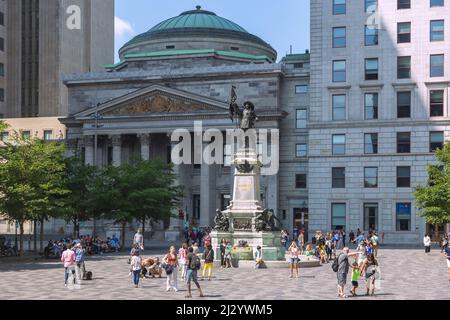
xmin=426 ymin=223 xmax=445 ymax=242
xmin=293 ymin=208 xmax=308 ymax=241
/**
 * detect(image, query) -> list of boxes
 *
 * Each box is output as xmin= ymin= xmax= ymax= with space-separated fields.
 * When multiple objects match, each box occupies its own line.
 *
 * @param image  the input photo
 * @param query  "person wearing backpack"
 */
xmin=332 ymin=247 xmax=358 ymax=298
xmin=201 ymin=244 xmax=215 ymax=281
xmin=185 ymin=246 xmax=204 ymax=298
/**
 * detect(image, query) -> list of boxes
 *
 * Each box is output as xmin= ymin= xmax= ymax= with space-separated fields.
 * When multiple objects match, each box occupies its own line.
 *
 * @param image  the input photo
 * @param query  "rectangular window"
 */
xmin=295 ymin=85 xmax=308 ymax=94
xmin=397 ymin=91 xmax=411 ymax=118
xmin=0 ymin=12 xmax=3 ymax=26
xmin=333 ymin=27 xmax=346 ymax=48
xmin=365 ymin=26 xmax=379 ymax=46
xmin=21 ymin=131 xmax=31 ymax=140
xmin=365 ymin=93 xmax=379 ymax=119
xmin=0 ymin=131 xmax=9 ymax=143
xmin=43 ymin=130 xmax=53 ymax=141
xmin=430 ymin=0 xmax=444 ymax=6
xmin=430 ymin=54 xmax=444 ymax=77
xmin=398 ymin=0 xmax=411 ymax=9
xmin=397 ymin=132 xmax=411 ymax=153
xmin=364 ymin=203 xmax=378 ymax=230
xmin=0 ymin=37 xmax=4 ymax=52
xmin=0 ymin=88 xmax=4 ymax=102
xmin=332 ymin=134 xmax=346 ymax=155
xmin=430 ymin=20 xmax=444 ymax=41
xmin=295 ymin=174 xmax=307 ymax=189
xmin=333 ymin=60 xmax=346 ymax=82
xmin=396 ymin=203 xmax=411 ymax=231
xmin=430 ymin=90 xmax=444 ymax=117
xmin=332 ymin=94 xmax=346 ymax=120
xmin=332 ymin=167 xmax=346 ymax=188
xmin=296 ymin=109 xmax=307 ymax=129
xmin=365 ymin=0 xmax=378 ymax=13
xmin=365 ymin=58 xmax=379 ymax=80
xmin=0 ymin=63 xmax=4 ymax=77
xmin=333 ymin=0 xmax=346 ymax=15
xmin=397 ymin=56 xmax=411 ymax=79
xmin=296 ymin=144 xmax=307 ymax=157
xmin=331 ymin=203 xmax=346 ymax=230
xmin=364 ymin=133 xmax=378 ymax=154
xmin=364 ymin=167 xmax=378 ymax=188
xmin=397 ymin=166 xmax=411 ymax=187
xmin=193 ymin=195 xmax=201 ymax=220
xmin=221 ymin=194 xmax=231 ymax=211
xmin=430 ymin=131 xmax=444 ymax=152
xmin=397 ymin=23 xmax=411 ymax=43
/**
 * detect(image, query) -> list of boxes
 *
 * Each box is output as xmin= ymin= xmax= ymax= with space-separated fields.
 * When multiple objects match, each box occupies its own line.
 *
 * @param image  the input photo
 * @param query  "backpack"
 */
xmin=190 ymin=254 xmax=202 ymax=271
xmin=85 ymin=271 xmax=92 ymax=280
xmin=332 ymin=254 xmax=341 ymax=272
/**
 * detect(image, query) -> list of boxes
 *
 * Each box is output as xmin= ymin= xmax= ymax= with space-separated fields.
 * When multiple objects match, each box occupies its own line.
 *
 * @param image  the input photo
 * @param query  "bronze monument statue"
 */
xmin=229 ymin=86 xmax=258 ymax=132
xmin=213 ymin=209 xmax=230 ymax=232
xmin=254 ymin=209 xmax=282 ymax=232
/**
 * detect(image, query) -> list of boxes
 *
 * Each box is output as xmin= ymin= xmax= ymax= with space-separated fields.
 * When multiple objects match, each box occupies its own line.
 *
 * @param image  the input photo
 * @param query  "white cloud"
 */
xmin=115 ymin=16 xmax=134 ymax=38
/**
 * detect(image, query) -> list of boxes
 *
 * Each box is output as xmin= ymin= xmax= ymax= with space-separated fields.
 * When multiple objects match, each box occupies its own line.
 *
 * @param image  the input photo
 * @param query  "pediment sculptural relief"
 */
xmin=103 ymin=93 xmax=215 ymax=115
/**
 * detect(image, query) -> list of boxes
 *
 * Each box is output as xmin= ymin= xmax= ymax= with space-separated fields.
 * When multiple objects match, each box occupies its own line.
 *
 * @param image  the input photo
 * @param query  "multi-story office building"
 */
xmin=3 ymin=0 xmax=114 ymax=118
xmin=309 ymin=0 xmax=450 ymax=243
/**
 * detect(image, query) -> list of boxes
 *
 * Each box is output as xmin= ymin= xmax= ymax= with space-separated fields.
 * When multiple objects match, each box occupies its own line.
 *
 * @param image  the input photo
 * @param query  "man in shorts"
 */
xmin=186 ymin=246 xmax=205 ymax=298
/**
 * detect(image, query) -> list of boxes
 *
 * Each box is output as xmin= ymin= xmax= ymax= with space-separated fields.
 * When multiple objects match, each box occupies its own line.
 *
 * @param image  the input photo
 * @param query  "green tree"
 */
xmin=415 ymin=141 xmax=450 ymax=225
xmin=0 ymin=131 xmax=68 ymax=256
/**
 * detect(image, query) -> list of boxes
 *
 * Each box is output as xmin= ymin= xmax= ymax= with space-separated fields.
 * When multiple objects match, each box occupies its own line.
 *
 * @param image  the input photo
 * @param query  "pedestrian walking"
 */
xmin=360 ymin=253 xmax=379 ymax=296
xmin=371 ymin=233 xmax=380 ymax=257
xmin=333 ymin=247 xmax=358 ymax=298
xmin=185 ymin=246 xmax=204 ymax=298
xmin=424 ymin=234 xmax=431 ymax=254
xmin=356 ymin=241 xmax=367 ymax=266
xmin=163 ymin=246 xmax=179 ymax=292
xmin=444 ymin=241 xmax=450 ymax=282
xmin=287 ymin=241 xmax=300 ymax=278
xmin=440 ymin=235 xmax=448 ymax=253
xmin=254 ymin=246 xmax=264 ymax=269
xmin=220 ymin=239 xmax=227 ymax=268
xmin=192 ymin=242 xmax=199 ymax=255
xmin=281 ymin=230 xmax=288 ymax=249
xmin=73 ymin=243 xmax=85 ymax=284
xmin=61 ymin=246 xmax=76 ymax=287
xmin=133 ymin=229 xmax=144 ymax=250
xmin=298 ymin=231 xmax=305 ymax=254
xmin=129 ymin=250 xmax=142 ymax=288
xmin=224 ymin=241 xmax=232 ymax=268
xmin=201 ymin=244 xmax=214 ymax=281
xmin=179 ymin=243 xmax=188 ymax=281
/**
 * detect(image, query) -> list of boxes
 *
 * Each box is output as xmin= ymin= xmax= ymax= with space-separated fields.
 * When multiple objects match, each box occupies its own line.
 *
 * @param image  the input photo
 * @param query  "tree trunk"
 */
xmin=33 ymin=220 xmax=37 ymax=253
xmin=73 ymin=218 xmax=77 ymax=239
xmin=121 ymin=221 xmax=126 ymax=250
xmin=39 ymin=218 xmax=44 ymax=252
xmin=142 ymin=216 xmax=145 ymax=247
xmin=19 ymin=221 xmax=24 ymax=257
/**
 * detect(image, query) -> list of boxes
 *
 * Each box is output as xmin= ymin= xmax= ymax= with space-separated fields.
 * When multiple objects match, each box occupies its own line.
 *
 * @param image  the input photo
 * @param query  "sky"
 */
xmin=114 ymin=0 xmax=310 ymax=63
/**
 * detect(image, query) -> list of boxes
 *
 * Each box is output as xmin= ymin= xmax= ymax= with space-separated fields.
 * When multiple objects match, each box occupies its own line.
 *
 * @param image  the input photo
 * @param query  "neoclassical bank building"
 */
xmin=60 ymin=6 xmax=447 ymax=244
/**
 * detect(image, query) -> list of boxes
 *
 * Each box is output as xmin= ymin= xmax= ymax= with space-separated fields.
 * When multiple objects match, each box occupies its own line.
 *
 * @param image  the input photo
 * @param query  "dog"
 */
xmin=141 ymin=257 xmax=163 ymax=278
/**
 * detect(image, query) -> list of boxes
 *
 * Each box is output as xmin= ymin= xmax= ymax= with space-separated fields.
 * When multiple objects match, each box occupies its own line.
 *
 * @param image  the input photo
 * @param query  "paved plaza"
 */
xmin=0 ymin=248 xmax=449 ymax=300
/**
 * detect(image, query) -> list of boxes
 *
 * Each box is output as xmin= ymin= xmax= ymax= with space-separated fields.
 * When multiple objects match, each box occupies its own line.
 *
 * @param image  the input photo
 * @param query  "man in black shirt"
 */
xmin=186 ymin=246 xmax=205 ymax=298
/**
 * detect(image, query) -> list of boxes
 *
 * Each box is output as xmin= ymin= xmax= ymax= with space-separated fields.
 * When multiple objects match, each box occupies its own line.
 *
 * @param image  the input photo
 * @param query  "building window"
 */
xmin=221 ymin=194 xmax=231 ymax=211
xmin=430 ymin=20 xmax=444 ymax=41
xmin=0 ymin=88 xmax=4 ymax=102
xmin=333 ymin=0 xmax=346 ymax=15
xmin=397 ymin=166 xmax=411 ymax=188
xmin=332 ymin=134 xmax=346 ymax=155
xmin=397 ymin=0 xmax=411 ymax=9
xmin=430 ymin=54 xmax=444 ymax=77
xmin=0 ymin=12 xmax=3 ymax=26
xmin=396 ymin=203 xmax=411 ymax=231
xmin=333 ymin=27 xmax=346 ymax=48
xmin=43 ymin=130 xmax=53 ymax=141
xmin=332 ymin=60 xmax=346 ymax=82
xmin=364 ymin=203 xmax=378 ymax=231
xmin=295 ymin=174 xmax=307 ymax=189
xmin=430 ymin=131 xmax=444 ymax=152
xmin=364 ymin=133 xmax=378 ymax=154
xmin=223 ymin=144 xmax=232 ymax=167
xmin=365 ymin=26 xmax=379 ymax=46
xmin=193 ymin=195 xmax=201 ymax=220
xmin=430 ymin=90 xmax=444 ymax=117
xmin=397 ymin=132 xmax=411 ymax=153
xmin=295 ymin=85 xmax=308 ymax=94
xmin=364 ymin=167 xmax=378 ymax=188
xmin=0 ymin=63 xmax=4 ymax=77
xmin=397 ymin=56 xmax=411 ymax=79
xmin=332 ymin=167 xmax=346 ymax=188
xmin=430 ymin=0 xmax=444 ymax=6
xmin=0 ymin=131 xmax=9 ymax=143
xmin=365 ymin=58 xmax=379 ymax=80
xmin=293 ymin=63 xmax=304 ymax=69
xmin=331 ymin=203 xmax=346 ymax=230
xmin=0 ymin=37 xmax=4 ymax=52
xmin=296 ymin=144 xmax=307 ymax=157
xmin=296 ymin=109 xmax=307 ymax=129
xmin=397 ymin=22 xmax=411 ymax=43
xmin=397 ymin=91 xmax=411 ymax=118
xmin=365 ymin=93 xmax=378 ymax=119
xmin=21 ymin=131 xmax=31 ymax=140
xmin=332 ymin=94 xmax=346 ymax=120
xmin=166 ymin=45 xmax=175 ymax=49
xmin=365 ymin=0 xmax=378 ymax=13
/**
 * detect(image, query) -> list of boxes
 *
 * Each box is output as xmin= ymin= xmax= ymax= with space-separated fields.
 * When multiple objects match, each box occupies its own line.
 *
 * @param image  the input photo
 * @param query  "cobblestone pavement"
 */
xmin=0 ymin=248 xmax=449 ymax=300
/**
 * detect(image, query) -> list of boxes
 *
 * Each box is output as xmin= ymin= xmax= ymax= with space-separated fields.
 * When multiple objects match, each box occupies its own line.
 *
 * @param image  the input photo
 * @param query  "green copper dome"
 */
xmin=121 ymin=6 xmax=273 ymax=51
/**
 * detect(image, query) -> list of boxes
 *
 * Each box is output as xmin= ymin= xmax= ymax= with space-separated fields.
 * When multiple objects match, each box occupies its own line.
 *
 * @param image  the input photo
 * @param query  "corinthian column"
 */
xmin=84 ymin=136 xmax=94 ymax=165
xmin=110 ymin=135 xmax=122 ymax=167
xmin=139 ymin=133 xmax=150 ymax=161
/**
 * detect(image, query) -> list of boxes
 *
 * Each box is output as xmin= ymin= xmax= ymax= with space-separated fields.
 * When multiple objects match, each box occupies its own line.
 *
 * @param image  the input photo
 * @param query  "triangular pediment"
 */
xmin=74 ymin=85 xmax=229 ymax=118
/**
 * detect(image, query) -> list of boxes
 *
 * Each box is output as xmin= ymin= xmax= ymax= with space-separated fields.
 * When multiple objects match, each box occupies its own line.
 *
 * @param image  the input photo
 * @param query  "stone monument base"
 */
xmin=211 ymin=230 xmax=285 ymax=261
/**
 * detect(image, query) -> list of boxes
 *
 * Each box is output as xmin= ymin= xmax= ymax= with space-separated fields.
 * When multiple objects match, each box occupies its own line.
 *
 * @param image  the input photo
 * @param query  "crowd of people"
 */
xmin=45 ymin=235 xmax=120 ymax=258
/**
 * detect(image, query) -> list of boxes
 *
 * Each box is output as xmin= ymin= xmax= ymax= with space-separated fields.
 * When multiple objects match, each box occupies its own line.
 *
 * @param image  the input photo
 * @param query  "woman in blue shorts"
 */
xmin=288 ymin=241 xmax=300 ymax=278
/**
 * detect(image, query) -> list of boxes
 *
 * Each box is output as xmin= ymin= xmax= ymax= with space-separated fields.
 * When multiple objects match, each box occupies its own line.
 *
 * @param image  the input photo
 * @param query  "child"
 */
xmin=350 ymin=261 xmax=360 ymax=296
xmin=305 ymin=244 xmax=314 ymax=257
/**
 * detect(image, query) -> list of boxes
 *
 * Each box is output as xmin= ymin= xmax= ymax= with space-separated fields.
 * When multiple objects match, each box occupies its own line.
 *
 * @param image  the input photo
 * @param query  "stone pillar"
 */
xmin=139 ymin=133 xmax=150 ymax=160
xmin=267 ymin=174 xmax=279 ymax=218
xmin=200 ymin=160 xmax=216 ymax=227
xmin=66 ymin=138 xmax=78 ymax=158
xmin=84 ymin=136 xmax=94 ymax=165
xmin=166 ymin=140 xmax=184 ymax=241
xmin=110 ymin=135 xmax=122 ymax=167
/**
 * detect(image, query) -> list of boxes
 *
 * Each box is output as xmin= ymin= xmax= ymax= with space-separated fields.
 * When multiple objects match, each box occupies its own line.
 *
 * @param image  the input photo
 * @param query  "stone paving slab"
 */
xmin=0 ymin=249 xmax=449 ymax=300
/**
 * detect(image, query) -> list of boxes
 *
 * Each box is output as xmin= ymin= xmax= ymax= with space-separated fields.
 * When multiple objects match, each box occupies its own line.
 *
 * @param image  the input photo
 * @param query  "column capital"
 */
xmin=138 ymin=133 xmax=151 ymax=145
xmin=84 ymin=135 xmax=94 ymax=145
xmin=109 ymin=135 xmax=122 ymax=147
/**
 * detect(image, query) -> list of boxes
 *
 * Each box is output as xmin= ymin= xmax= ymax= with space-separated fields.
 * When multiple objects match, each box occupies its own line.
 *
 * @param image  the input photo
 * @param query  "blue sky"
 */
xmin=114 ymin=0 xmax=310 ymax=63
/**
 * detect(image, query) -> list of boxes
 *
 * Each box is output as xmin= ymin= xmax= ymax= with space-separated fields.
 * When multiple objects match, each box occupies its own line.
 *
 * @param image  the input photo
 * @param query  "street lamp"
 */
xmin=91 ymin=103 xmax=103 ymax=236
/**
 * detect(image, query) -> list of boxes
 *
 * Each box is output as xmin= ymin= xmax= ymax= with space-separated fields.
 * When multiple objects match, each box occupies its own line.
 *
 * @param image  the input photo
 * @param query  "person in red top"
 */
xmin=61 ymin=246 xmax=76 ymax=287
xmin=163 ymin=246 xmax=179 ymax=292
